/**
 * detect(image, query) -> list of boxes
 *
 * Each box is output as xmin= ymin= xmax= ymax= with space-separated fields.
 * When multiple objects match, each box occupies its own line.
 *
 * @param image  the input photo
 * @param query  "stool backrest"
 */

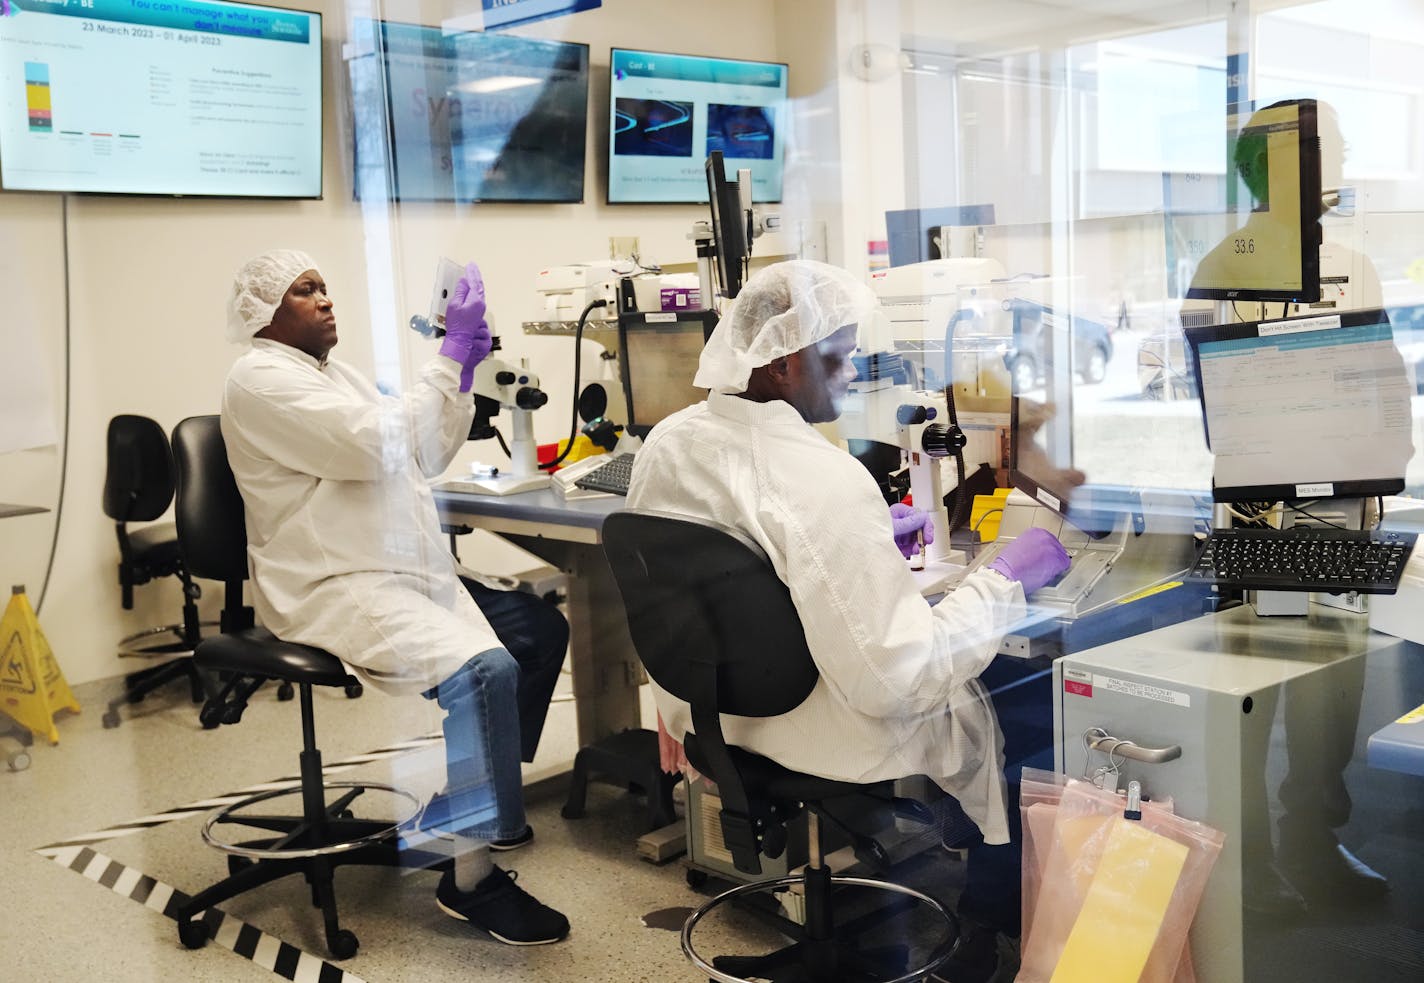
xmin=171 ymin=415 xmax=248 ymax=586
xmin=103 ymin=415 xmax=175 ymax=523
xmin=603 ymin=508 xmax=823 ymax=875
xmin=602 ymin=509 xmax=819 ymax=719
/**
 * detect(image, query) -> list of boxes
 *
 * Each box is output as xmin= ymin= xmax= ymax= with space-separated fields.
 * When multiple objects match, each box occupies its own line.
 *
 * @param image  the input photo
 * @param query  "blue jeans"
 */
xmin=459 ymin=577 xmax=569 ymax=763
xmin=422 ymin=649 xmax=529 ymax=842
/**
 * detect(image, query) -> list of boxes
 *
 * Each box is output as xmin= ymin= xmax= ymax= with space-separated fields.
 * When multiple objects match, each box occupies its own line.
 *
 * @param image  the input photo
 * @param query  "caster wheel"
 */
xmin=178 ymin=918 xmax=209 ymax=950
xmin=328 ymin=929 xmax=359 ymax=960
xmin=227 ymin=855 xmax=253 ymax=876
xmin=686 ymin=868 xmax=708 ymax=889
xmin=199 ymin=706 xmax=223 ymax=729
xmin=102 ymin=710 xmax=121 ymax=729
xmin=220 ymin=705 xmax=244 ymax=725
xmin=277 ymin=682 xmax=294 ymax=702
xmin=560 ymin=803 xmax=584 ymax=820
xmin=344 ymin=682 xmax=363 ymax=699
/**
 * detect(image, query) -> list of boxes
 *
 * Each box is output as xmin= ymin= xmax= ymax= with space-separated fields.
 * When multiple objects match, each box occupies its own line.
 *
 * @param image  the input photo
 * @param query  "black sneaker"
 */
xmin=436 ymin=867 xmax=570 ymax=945
xmin=491 ymin=825 xmax=535 ymax=852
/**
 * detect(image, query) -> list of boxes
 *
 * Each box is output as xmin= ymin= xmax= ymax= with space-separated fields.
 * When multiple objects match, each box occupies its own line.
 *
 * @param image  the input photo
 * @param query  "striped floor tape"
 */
xmin=33 ymin=731 xmax=443 ymax=982
xmin=36 ymin=844 xmax=364 ymax=983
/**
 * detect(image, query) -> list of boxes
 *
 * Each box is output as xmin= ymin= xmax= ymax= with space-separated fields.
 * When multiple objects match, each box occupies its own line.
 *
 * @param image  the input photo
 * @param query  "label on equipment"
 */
xmin=1093 ymin=674 xmax=1190 ymax=708
xmin=1259 ymin=314 xmax=1341 ymax=336
xmin=1295 ymin=483 xmax=1333 ymax=497
xmin=1063 ymin=667 xmax=1093 ymax=698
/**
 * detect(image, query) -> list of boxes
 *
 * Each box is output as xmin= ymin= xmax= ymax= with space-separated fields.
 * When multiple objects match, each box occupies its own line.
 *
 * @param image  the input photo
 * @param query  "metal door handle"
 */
xmin=1086 ymin=726 xmax=1182 ymax=764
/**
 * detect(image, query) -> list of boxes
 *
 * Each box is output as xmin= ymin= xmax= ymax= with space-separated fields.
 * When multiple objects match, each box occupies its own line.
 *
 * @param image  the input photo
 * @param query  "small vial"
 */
xmin=910 ymin=529 xmax=926 ymax=571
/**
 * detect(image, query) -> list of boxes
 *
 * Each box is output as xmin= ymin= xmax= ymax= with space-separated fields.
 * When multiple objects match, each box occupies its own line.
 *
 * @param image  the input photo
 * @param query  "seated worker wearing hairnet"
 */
xmin=221 ymin=250 xmax=569 ymax=946
xmin=627 ymin=259 xmax=1069 ymax=982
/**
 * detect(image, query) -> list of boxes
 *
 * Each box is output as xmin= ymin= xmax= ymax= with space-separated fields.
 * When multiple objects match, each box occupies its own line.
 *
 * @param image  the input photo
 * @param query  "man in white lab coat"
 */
xmin=627 ymin=259 xmax=1070 ymax=979
xmin=220 ymin=250 xmax=569 ymax=945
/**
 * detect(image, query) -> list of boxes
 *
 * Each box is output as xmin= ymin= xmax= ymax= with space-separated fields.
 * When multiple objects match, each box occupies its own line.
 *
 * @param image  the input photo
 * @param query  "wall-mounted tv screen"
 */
xmin=608 ymin=47 xmax=786 ymax=204
xmin=347 ymin=20 xmax=589 ymax=203
xmin=0 ymin=0 xmax=323 ymax=197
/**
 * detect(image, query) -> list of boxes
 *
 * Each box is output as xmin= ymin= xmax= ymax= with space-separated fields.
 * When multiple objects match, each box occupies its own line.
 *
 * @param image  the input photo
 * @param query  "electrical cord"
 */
xmin=1287 ymin=503 xmax=1350 ymax=529
xmin=492 ymin=428 xmax=511 ymax=459
xmin=37 ymin=194 xmax=72 ymax=616
xmin=1223 ymin=500 xmax=1285 ymax=526
xmin=972 ymin=507 xmax=1004 ymax=532
xmin=540 ymin=298 xmax=608 ymax=471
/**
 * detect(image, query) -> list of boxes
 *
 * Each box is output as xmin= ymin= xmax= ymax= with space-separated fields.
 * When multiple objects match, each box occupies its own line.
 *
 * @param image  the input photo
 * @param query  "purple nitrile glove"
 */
xmin=439 ymin=263 xmax=493 ymax=392
xmin=988 ymin=527 xmax=1071 ymax=595
xmin=889 ymin=503 xmax=935 ymax=559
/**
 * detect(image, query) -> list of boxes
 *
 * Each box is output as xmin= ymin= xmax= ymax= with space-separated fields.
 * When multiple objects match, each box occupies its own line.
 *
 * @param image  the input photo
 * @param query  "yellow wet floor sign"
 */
xmin=0 ymin=585 xmax=80 ymax=744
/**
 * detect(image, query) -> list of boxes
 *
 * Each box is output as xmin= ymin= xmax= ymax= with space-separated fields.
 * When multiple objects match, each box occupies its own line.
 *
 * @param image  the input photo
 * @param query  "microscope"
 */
xmin=461 ymin=355 xmax=552 ymax=495
xmin=839 ymin=349 xmax=969 ymax=590
xmin=410 ymin=266 xmax=552 ymax=495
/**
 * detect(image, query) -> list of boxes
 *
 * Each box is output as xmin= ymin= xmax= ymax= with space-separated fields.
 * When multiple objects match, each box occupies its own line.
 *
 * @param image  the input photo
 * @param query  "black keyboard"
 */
xmin=1187 ymin=526 xmax=1417 ymax=594
xmin=572 ymin=453 xmax=636 ymax=496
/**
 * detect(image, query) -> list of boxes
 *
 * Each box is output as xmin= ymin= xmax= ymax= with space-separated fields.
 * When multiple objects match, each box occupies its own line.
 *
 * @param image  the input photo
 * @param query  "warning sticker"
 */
xmin=1064 ymin=679 xmax=1093 ymax=698
xmin=1094 ymin=674 xmax=1190 ymax=708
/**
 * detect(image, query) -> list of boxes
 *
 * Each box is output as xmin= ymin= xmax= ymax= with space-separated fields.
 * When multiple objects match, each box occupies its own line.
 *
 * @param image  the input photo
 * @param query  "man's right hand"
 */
xmin=440 ymin=263 xmax=494 ymax=390
xmin=987 ymin=527 xmax=1071 ymax=595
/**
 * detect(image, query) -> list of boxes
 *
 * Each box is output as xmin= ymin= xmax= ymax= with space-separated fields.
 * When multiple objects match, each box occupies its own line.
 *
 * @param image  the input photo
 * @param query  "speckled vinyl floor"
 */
xmin=2 ymin=662 xmax=965 ymax=983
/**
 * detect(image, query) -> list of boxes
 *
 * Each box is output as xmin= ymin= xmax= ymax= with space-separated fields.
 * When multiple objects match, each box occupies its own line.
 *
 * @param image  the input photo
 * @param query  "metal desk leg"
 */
xmin=504 ymin=535 xmax=643 ymax=747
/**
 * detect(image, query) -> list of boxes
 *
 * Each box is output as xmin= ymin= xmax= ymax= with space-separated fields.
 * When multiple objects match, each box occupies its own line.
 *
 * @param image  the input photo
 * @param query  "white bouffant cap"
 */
xmin=694 ymin=260 xmax=877 ymax=394
xmin=226 ymin=249 xmax=320 ymax=344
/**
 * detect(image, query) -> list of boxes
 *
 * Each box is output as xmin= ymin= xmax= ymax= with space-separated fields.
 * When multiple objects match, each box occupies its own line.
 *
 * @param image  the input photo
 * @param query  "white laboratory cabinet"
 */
xmin=1052 ymin=604 xmax=1407 ymax=983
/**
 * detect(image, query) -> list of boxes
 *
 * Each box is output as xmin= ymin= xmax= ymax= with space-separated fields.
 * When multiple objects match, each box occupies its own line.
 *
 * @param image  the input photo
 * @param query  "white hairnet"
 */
xmin=694 ymin=260 xmax=878 ymax=394
xmin=226 ymin=249 xmax=320 ymax=344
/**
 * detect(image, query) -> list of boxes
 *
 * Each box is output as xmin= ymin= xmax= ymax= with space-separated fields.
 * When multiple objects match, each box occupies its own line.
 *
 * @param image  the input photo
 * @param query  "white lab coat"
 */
xmin=221 ymin=339 xmax=496 ymax=693
xmin=627 ymin=391 xmax=1025 ymax=844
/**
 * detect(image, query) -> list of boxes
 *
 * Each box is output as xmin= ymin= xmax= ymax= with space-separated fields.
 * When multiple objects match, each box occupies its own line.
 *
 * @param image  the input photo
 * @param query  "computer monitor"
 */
xmin=607 ymin=48 xmax=787 ymax=204
xmin=1184 ymin=309 xmax=1413 ymax=502
xmin=617 ymin=311 xmax=718 ymax=438
xmin=705 ymin=151 xmax=749 ymax=300
xmin=1185 ymin=98 xmax=1322 ymax=304
xmin=347 ymin=20 xmax=589 ymax=203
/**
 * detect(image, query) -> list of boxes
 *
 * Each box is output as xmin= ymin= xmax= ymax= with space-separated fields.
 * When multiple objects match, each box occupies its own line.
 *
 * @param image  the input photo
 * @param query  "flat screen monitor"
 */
xmin=1184 ymin=309 xmax=1412 ymax=503
xmin=0 ymin=0 xmax=323 ymax=197
xmin=608 ymin=47 xmax=786 ymax=204
xmin=1184 ymin=98 xmax=1322 ymax=304
xmin=617 ymin=310 xmax=716 ymax=438
xmin=705 ymin=150 xmax=747 ymax=300
xmin=347 ymin=20 xmax=588 ymax=203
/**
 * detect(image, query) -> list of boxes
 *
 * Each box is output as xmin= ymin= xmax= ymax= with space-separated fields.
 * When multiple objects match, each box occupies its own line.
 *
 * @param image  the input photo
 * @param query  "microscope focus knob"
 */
xmin=920 ymin=423 xmax=966 ymax=458
xmin=495 ymin=370 xmax=517 ymax=386
xmin=515 ymin=387 xmax=548 ymax=411
xmin=896 ymin=404 xmax=928 ymax=426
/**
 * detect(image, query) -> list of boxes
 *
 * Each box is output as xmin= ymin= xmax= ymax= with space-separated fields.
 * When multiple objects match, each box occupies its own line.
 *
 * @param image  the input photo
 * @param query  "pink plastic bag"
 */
xmin=1019 ymin=773 xmax=1215 ymax=983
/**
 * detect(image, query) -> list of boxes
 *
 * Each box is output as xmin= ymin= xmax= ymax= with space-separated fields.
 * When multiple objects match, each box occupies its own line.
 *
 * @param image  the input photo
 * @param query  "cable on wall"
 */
xmin=36 ymin=194 xmax=72 ymax=616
